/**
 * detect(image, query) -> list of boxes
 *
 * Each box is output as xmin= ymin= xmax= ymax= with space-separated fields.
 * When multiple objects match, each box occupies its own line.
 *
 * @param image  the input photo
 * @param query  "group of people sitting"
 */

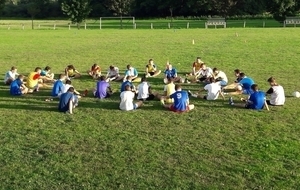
xmin=3 ymin=57 xmax=286 ymax=114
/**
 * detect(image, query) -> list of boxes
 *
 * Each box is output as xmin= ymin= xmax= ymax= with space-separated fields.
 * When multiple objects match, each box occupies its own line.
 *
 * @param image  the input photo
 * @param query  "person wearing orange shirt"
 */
xmin=87 ymin=63 xmax=101 ymax=79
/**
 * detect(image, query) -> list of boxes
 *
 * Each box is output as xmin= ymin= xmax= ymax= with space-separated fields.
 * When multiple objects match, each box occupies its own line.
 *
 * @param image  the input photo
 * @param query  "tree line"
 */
xmin=0 ymin=0 xmax=300 ymax=23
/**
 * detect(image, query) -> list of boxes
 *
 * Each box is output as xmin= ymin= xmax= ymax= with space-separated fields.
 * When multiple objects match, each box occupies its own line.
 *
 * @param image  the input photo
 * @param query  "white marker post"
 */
xmin=54 ymin=24 xmax=56 ymax=30
xmin=151 ymin=23 xmax=153 ymax=29
xmin=243 ymin=21 xmax=246 ymax=28
xmin=168 ymin=23 xmax=170 ymax=29
xmin=187 ymin=22 xmax=189 ymax=29
xmin=85 ymin=22 xmax=87 ymax=30
xmin=22 ymin=24 xmax=24 ymax=30
xmin=68 ymin=23 xmax=71 ymax=30
xmin=192 ymin=39 xmax=195 ymax=44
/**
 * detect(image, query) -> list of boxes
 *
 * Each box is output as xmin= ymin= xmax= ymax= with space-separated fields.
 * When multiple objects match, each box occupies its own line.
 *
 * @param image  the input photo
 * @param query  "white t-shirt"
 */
xmin=200 ymin=67 xmax=213 ymax=78
xmin=4 ymin=71 xmax=18 ymax=83
xmin=137 ymin=82 xmax=150 ymax=100
xmin=120 ymin=91 xmax=135 ymax=111
xmin=204 ymin=82 xmax=221 ymax=100
xmin=215 ymin=71 xmax=228 ymax=82
xmin=107 ymin=67 xmax=119 ymax=77
xmin=270 ymin=85 xmax=285 ymax=105
xmin=62 ymin=84 xmax=73 ymax=93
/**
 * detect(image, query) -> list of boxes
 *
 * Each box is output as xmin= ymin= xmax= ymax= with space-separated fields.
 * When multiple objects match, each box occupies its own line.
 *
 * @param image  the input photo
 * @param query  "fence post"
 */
xmin=85 ymin=22 xmax=87 ymax=30
xmin=8 ymin=25 xmax=10 ymax=30
xmin=22 ymin=24 xmax=24 ymax=30
xmin=100 ymin=18 xmax=102 ymax=30
xmin=205 ymin=22 xmax=207 ymax=29
xmin=151 ymin=23 xmax=153 ymax=29
xmin=68 ymin=23 xmax=71 ymax=30
xmin=168 ymin=23 xmax=170 ymax=29
xmin=187 ymin=22 xmax=189 ymax=29
xmin=38 ymin=24 xmax=40 ymax=29
xmin=263 ymin=21 xmax=265 ymax=28
xmin=243 ymin=21 xmax=246 ymax=28
xmin=54 ymin=24 xmax=56 ymax=30
xmin=134 ymin=23 xmax=136 ymax=29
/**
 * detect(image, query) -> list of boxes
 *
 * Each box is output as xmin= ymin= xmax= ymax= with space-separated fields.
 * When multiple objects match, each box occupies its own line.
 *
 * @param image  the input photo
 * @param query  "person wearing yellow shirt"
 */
xmin=157 ymin=78 xmax=176 ymax=105
xmin=26 ymin=67 xmax=44 ymax=93
xmin=145 ymin=59 xmax=161 ymax=78
xmin=65 ymin=64 xmax=81 ymax=79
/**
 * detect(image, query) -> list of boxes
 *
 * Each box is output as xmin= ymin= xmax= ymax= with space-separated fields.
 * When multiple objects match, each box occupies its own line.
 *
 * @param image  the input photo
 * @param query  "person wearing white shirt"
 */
xmin=198 ymin=64 xmax=213 ymax=83
xmin=106 ymin=65 xmax=123 ymax=82
xmin=119 ymin=85 xmax=143 ymax=111
xmin=4 ymin=66 xmax=19 ymax=85
xmin=213 ymin=68 xmax=228 ymax=86
xmin=189 ymin=78 xmax=225 ymax=100
xmin=266 ymin=77 xmax=285 ymax=106
xmin=137 ymin=77 xmax=157 ymax=101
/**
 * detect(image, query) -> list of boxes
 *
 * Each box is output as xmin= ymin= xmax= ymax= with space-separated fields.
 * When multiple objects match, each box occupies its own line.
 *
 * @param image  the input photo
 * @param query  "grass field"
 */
xmin=0 ymin=28 xmax=300 ymax=189
xmin=0 ymin=18 xmax=291 ymax=30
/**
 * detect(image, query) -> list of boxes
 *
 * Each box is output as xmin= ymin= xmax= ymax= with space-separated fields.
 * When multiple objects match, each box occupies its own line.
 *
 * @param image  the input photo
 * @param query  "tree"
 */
xmin=105 ymin=0 xmax=134 ymax=29
xmin=27 ymin=2 xmax=40 ymax=29
xmin=0 ymin=0 xmax=6 ymax=15
xmin=61 ymin=0 xmax=91 ymax=29
xmin=267 ymin=0 xmax=298 ymax=21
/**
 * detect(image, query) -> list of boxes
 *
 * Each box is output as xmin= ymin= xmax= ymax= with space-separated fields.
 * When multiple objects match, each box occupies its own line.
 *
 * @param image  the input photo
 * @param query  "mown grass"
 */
xmin=0 ymin=18 xmax=293 ymax=30
xmin=0 ymin=28 xmax=300 ymax=189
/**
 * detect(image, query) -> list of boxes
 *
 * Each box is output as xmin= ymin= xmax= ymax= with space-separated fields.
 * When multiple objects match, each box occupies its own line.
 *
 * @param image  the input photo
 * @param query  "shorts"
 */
xmin=138 ymin=94 xmax=155 ymax=101
xmin=94 ymin=92 xmax=110 ymax=99
xmin=149 ymin=72 xmax=155 ymax=76
xmin=169 ymin=105 xmax=189 ymax=113
xmin=217 ymin=80 xmax=228 ymax=86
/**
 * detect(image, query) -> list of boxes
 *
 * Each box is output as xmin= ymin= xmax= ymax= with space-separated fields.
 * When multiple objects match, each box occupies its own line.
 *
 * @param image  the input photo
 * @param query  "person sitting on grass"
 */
xmin=161 ymin=84 xmax=194 ymax=113
xmin=119 ymin=85 xmax=143 ymax=111
xmin=213 ymin=68 xmax=228 ymax=86
xmin=94 ymin=76 xmax=113 ymax=99
xmin=145 ymin=59 xmax=161 ymax=78
xmin=185 ymin=57 xmax=204 ymax=82
xmin=266 ymin=77 xmax=285 ymax=106
xmin=88 ymin=63 xmax=101 ymax=79
xmin=189 ymin=78 xmax=225 ymax=100
xmin=65 ymin=64 xmax=81 ymax=79
xmin=225 ymin=73 xmax=254 ymax=96
xmin=41 ymin=66 xmax=55 ymax=83
xmin=137 ymin=77 xmax=158 ymax=101
xmin=229 ymin=84 xmax=266 ymax=110
xmin=123 ymin=64 xmax=141 ymax=82
xmin=198 ymin=64 xmax=213 ymax=84
xmin=58 ymin=87 xmax=77 ymax=114
xmin=157 ymin=77 xmax=176 ymax=105
xmin=26 ymin=67 xmax=44 ymax=93
xmin=4 ymin=66 xmax=19 ymax=85
xmin=224 ymin=69 xmax=246 ymax=89
xmin=10 ymin=75 xmax=28 ymax=96
xmin=163 ymin=63 xmax=183 ymax=84
xmin=51 ymin=74 xmax=66 ymax=98
xmin=106 ymin=65 xmax=122 ymax=82
xmin=121 ymin=76 xmax=136 ymax=92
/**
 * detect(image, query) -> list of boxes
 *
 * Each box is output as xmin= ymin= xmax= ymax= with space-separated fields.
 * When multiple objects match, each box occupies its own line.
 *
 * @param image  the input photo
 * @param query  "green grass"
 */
xmin=0 ymin=18 xmax=292 ymax=30
xmin=0 ymin=28 xmax=300 ymax=189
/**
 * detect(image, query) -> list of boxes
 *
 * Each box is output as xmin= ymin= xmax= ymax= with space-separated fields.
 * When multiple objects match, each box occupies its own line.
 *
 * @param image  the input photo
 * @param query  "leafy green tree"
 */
xmin=105 ymin=0 xmax=134 ymax=28
xmin=0 ymin=0 xmax=6 ymax=14
xmin=61 ymin=0 xmax=91 ymax=29
xmin=267 ymin=0 xmax=298 ymax=21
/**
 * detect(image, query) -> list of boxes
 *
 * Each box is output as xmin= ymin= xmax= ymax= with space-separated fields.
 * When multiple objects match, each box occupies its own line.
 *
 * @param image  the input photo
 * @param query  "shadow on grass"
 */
xmin=0 ymin=103 xmax=57 ymax=112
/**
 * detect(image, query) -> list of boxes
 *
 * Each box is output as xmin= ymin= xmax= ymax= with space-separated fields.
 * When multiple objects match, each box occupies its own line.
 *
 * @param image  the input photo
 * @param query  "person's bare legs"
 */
xmin=135 ymin=101 xmax=143 ymax=108
xmin=115 ymin=76 xmax=123 ymax=82
xmin=21 ymin=87 xmax=28 ymax=94
xmin=132 ymin=77 xmax=142 ymax=83
xmin=151 ymin=70 xmax=161 ymax=77
xmin=68 ymin=100 xmax=74 ymax=114
xmin=224 ymin=83 xmax=238 ymax=90
xmin=188 ymin=104 xmax=195 ymax=110
xmin=73 ymin=73 xmax=81 ymax=79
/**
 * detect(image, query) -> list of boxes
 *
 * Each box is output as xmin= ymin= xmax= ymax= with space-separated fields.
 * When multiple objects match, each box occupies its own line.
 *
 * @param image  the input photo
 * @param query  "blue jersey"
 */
xmin=249 ymin=91 xmax=265 ymax=110
xmin=239 ymin=77 xmax=254 ymax=90
xmin=125 ymin=68 xmax=138 ymax=76
xmin=51 ymin=80 xmax=64 ymax=97
xmin=10 ymin=79 xmax=22 ymax=96
xmin=121 ymin=81 xmax=133 ymax=92
xmin=164 ymin=68 xmax=177 ymax=78
xmin=58 ymin=92 xmax=74 ymax=112
xmin=170 ymin=91 xmax=189 ymax=111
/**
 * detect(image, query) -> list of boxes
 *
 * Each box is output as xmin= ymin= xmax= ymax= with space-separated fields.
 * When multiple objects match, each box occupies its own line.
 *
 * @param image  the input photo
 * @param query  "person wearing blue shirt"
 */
xmin=51 ymin=74 xmax=66 ymax=97
xmin=120 ymin=76 xmax=136 ymax=92
xmin=238 ymin=73 xmax=254 ymax=95
xmin=161 ymin=84 xmax=194 ymax=113
xmin=229 ymin=84 xmax=266 ymax=110
xmin=163 ymin=64 xmax=183 ymax=84
xmin=10 ymin=75 xmax=28 ymax=95
xmin=123 ymin=64 xmax=141 ymax=82
xmin=58 ymin=87 xmax=76 ymax=114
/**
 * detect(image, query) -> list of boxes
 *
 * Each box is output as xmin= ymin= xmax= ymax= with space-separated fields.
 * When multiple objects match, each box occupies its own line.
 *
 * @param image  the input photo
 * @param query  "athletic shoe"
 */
xmin=185 ymin=78 xmax=191 ymax=84
xmin=160 ymin=99 xmax=165 ymax=106
xmin=229 ymin=97 xmax=234 ymax=105
xmin=188 ymin=90 xmax=192 ymax=96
